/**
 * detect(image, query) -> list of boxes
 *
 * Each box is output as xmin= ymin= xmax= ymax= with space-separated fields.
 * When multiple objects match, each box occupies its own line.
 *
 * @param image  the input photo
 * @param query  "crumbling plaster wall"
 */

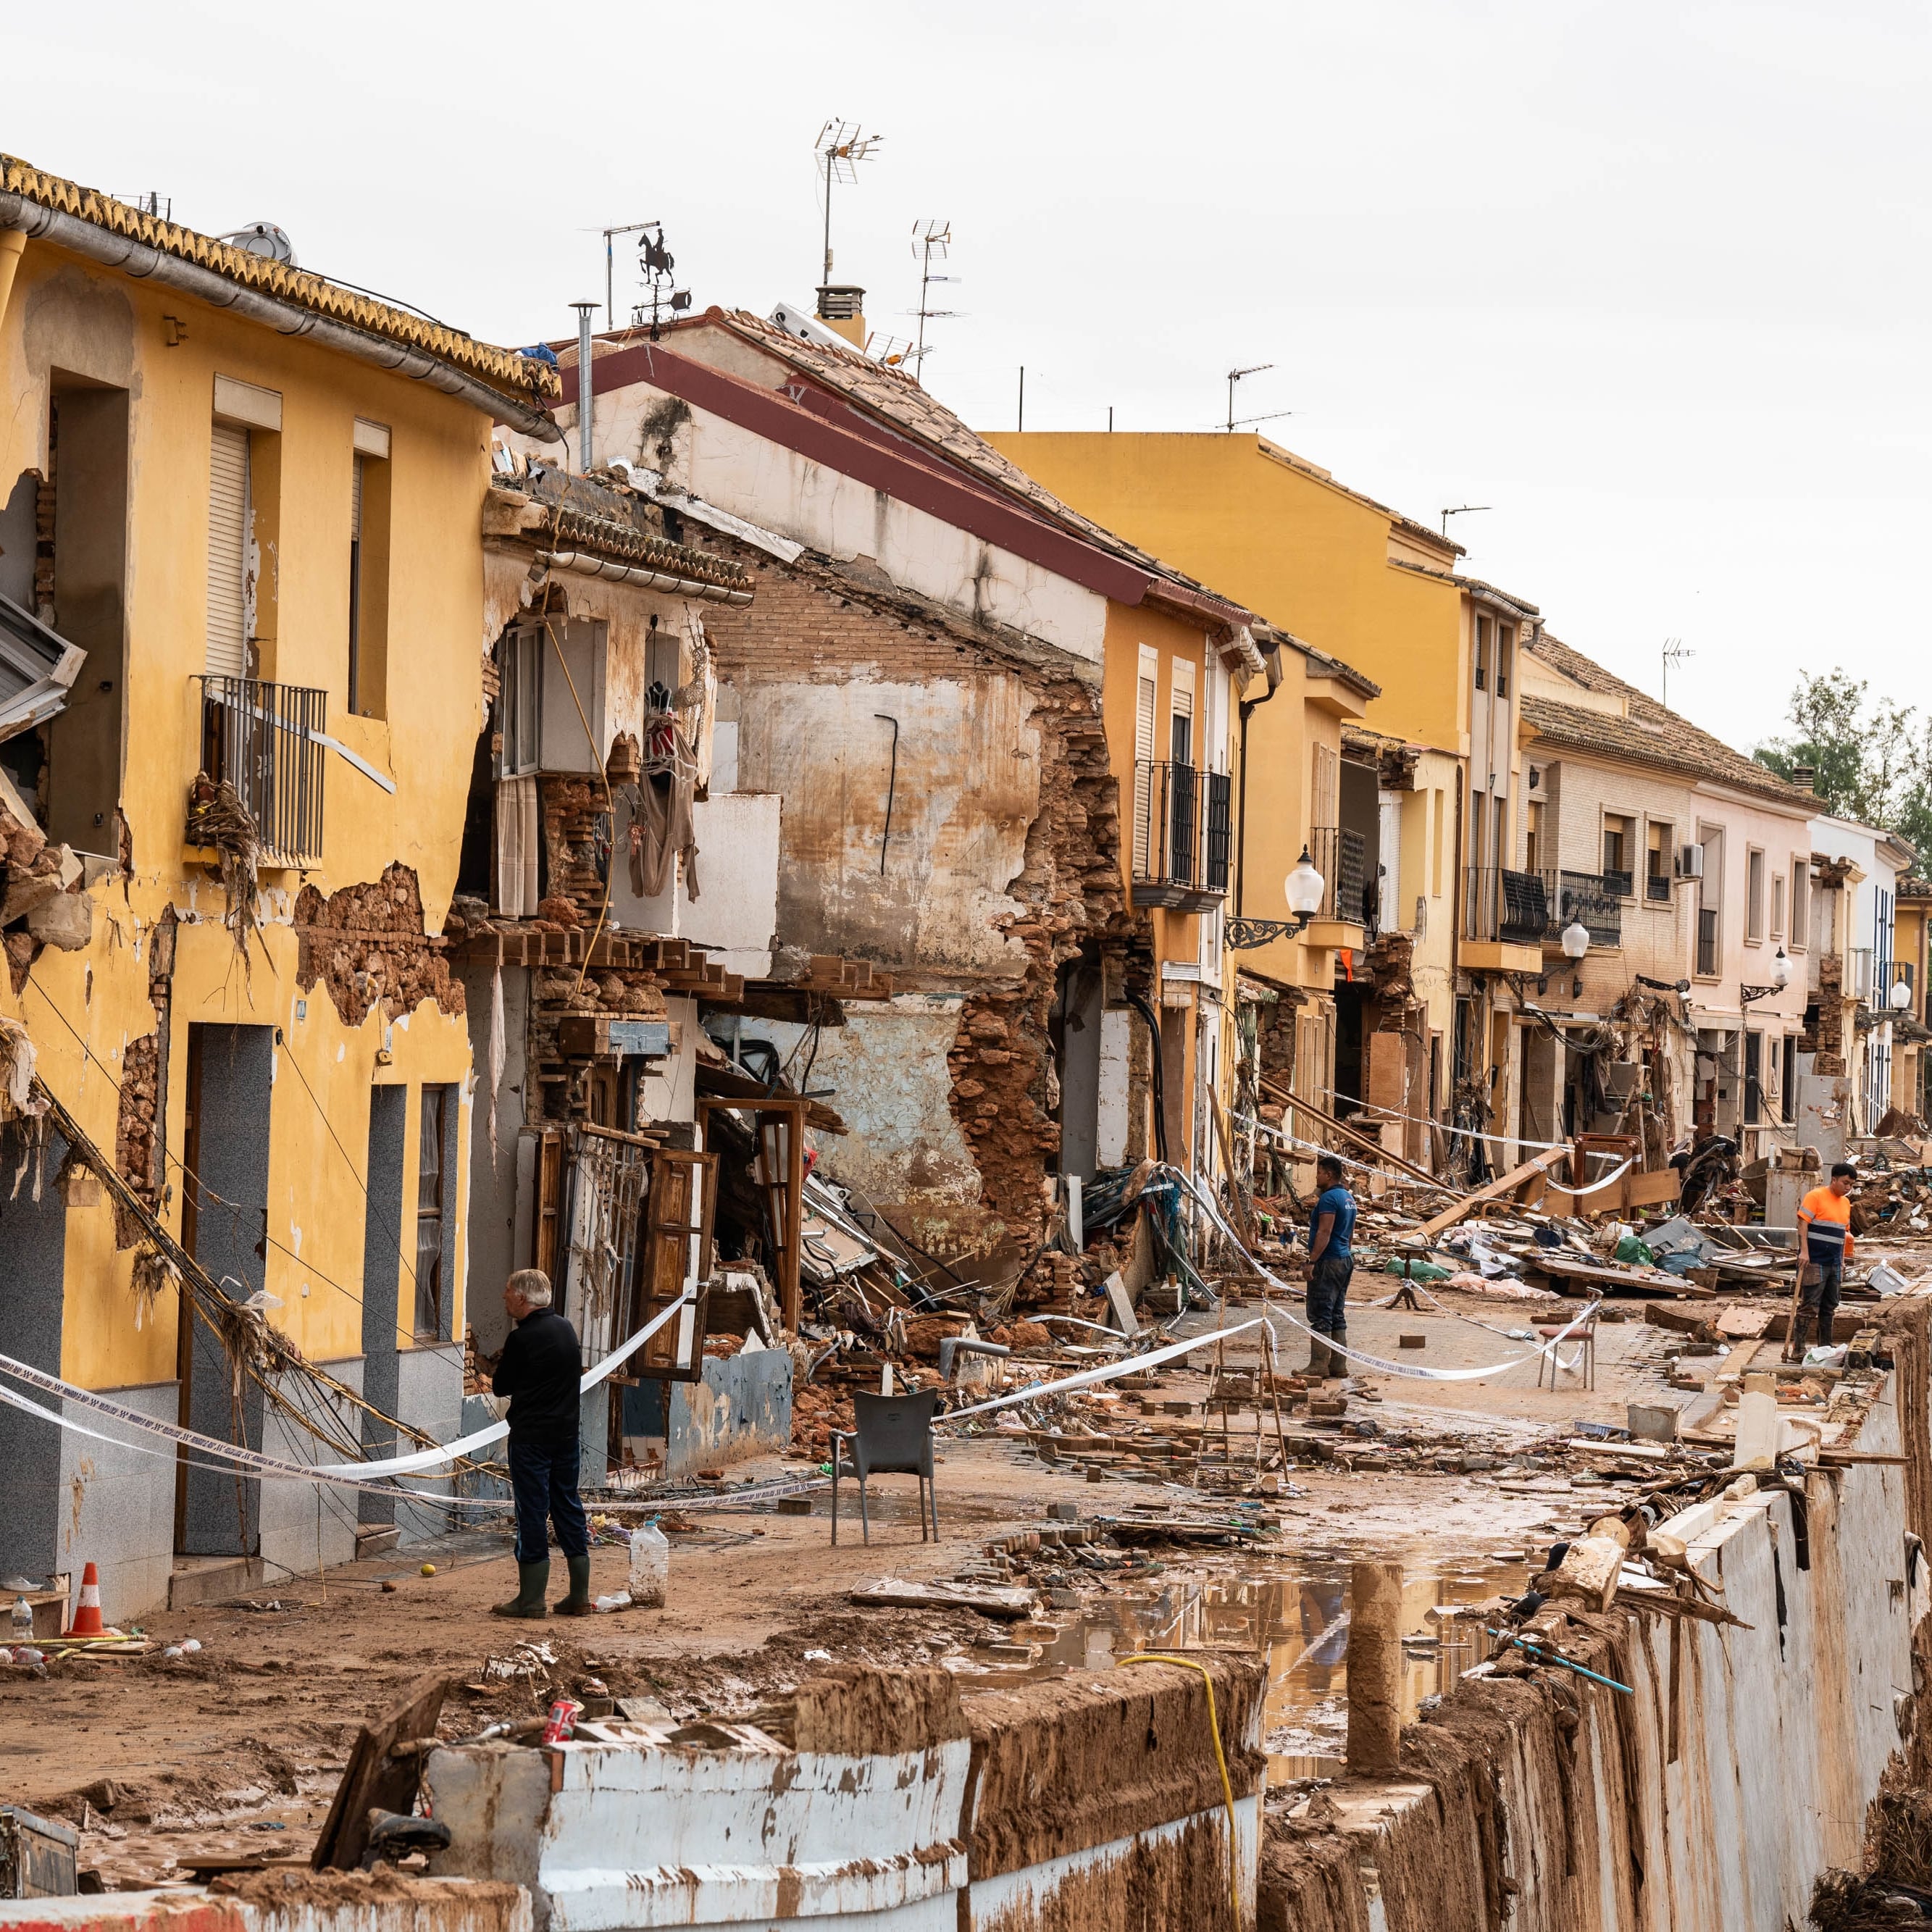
xmin=701 ymin=542 xmax=1120 ymax=1259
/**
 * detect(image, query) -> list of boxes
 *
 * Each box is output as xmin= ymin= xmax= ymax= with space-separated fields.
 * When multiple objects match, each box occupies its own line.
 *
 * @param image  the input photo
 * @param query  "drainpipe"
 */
xmin=0 ymin=229 xmax=24 ymax=333
xmin=0 ymin=193 xmax=563 ymax=444
xmin=1234 ymin=643 xmax=1287 ymax=919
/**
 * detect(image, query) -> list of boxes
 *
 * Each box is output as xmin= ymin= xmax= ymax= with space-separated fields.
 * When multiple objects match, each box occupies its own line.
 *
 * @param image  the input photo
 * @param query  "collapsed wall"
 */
xmin=1261 ymin=1306 xmax=1932 ymax=1932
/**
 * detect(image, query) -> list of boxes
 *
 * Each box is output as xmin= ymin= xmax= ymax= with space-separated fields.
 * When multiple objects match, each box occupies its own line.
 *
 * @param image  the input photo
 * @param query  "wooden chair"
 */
xmin=1536 ymin=1317 xmax=1597 ymax=1392
xmin=831 ymin=1389 xmax=940 ymax=1545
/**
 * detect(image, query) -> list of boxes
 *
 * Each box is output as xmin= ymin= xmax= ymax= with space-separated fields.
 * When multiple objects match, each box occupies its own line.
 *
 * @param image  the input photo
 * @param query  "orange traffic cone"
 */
xmin=62 ymin=1561 xmax=104 ymax=1637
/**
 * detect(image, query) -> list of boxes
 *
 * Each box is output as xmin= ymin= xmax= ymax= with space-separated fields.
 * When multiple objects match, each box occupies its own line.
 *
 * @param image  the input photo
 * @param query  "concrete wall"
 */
xmin=624 ymin=1347 xmax=793 ymax=1480
xmin=55 ymin=1378 xmax=177 ymax=1625
xmin=256 ymin=1355 xmax=366 ymax=1581
xmin=393 ymin=1343 xmax=464 ymax=1546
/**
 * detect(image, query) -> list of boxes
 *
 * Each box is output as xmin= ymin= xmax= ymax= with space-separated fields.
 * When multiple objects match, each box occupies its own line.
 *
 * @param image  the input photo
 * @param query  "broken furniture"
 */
xmin=831 ymin=1389 xmax=940 ymax=1545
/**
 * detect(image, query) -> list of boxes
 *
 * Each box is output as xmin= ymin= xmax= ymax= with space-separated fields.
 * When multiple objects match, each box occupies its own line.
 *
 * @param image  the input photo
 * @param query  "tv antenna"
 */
xmin=1662 ymin=636 xmax=1694 ymax=708
xmin=599 ymin=221 xmax=658 ymax=328
xmin=816 ymin=121 xmax=882 ymax=286
xmin=1440 ymin=503 xmax=1492 ymax=538
xmin=1225 ymin=363 xmax=1290 ymax=433
xmin=908 ymin=219 xmax=958 ymax=372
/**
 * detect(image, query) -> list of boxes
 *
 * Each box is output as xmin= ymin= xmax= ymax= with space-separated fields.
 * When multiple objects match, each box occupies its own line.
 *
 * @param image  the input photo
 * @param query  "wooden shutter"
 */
xmin=532 ymin=1128 xmax=565 ymax=1281
xmin=1133 ymin=648 xmax=1158 ymax=876
xmin=206 ymin=423 xmax=250 ymax=679
xmin=632 ymin=1148 xmax=716 ymax=1381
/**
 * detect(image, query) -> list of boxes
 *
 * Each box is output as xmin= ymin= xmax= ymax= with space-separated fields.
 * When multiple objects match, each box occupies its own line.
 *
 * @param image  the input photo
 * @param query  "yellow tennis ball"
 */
xmin=420 ymin=1563 xmax=436 ymax=1577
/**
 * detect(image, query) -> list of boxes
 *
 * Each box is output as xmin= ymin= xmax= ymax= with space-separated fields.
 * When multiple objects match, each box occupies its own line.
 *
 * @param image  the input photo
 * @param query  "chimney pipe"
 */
xmin=1792 ymin=762 xmax=1817 ymax=794
xmin=571 ymin=301 xmax=598 ymax=472
xmin=814 ymin=283 xmax=867 ymax=349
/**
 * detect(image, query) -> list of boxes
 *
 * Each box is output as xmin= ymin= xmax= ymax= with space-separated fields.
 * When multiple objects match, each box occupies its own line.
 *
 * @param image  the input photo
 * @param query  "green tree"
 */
xmin=1755 ymin=669 xmax=1930 ymax=861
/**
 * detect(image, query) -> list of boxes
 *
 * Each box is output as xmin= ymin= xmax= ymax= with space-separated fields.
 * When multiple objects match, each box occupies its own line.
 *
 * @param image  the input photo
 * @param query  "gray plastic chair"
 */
xmin=831 ymin=1389 xmax=940 ymax=1545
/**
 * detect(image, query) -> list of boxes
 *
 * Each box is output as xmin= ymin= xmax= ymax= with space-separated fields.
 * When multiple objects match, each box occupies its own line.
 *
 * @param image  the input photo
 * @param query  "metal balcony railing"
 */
xmin=1131 ymin=759 xmax=1229 ymax=906
xmin=1601 ymin=866 xmax=1634 ymax=900
xmin=1308 ymin=824 xmax=1371 ymax=929
xmin=1644 ymin=868 xmax=1672 ymax=903
xmin=196 ymin=676 xmax=326 ymax=863
xmin=1464 ymin=867 xmax=1623 ymax=948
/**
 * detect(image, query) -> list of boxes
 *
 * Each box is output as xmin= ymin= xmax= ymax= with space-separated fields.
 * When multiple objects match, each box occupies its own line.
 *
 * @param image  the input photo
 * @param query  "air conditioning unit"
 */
xmin=1676 ymin=843 xmax=1705 ymax=881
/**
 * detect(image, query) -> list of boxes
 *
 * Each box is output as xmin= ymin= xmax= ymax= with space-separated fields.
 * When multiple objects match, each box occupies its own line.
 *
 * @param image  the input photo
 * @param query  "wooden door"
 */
xmin=632 ymin=1149 xmax=716 ymax=1381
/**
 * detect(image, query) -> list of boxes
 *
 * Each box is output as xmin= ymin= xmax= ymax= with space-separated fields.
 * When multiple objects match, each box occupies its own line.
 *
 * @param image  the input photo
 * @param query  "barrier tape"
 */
xmin=940 ymin=1319 xmax=1268 ymax=1422
xmin=1167 ymin=1166 xmax=1600 ymax=1382
xmin=0 ymin=1295 xmax=692 ymax=1489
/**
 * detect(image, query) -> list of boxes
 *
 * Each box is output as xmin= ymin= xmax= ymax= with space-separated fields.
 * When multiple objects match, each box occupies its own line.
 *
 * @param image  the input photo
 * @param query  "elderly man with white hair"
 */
xmin=489 ymin=1269 xmax=593 ymax=1618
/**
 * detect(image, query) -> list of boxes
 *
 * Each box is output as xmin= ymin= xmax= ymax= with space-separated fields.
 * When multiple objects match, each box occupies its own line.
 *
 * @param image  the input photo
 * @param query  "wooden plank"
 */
xmin=1414 ymin=1149 xmax=1567 ymax=1241
xmin=849 ymin=1578 xmax=1037 ymax=1619
xmin=1529 ymin=1253 xmax=1714 ymax=1300
xmin=1715 ymin=1302 xmax=1775 ymax=1339
xmin=1255 ymin=1076 xmax=1445 ymax=1192
xmin=311 ymin=1670 xmax=448 ymax=1871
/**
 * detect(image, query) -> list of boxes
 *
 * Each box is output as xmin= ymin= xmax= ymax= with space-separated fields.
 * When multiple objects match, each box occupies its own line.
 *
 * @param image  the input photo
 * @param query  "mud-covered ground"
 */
xmin=0 ymin=1290 xmax=1684 ymax=1890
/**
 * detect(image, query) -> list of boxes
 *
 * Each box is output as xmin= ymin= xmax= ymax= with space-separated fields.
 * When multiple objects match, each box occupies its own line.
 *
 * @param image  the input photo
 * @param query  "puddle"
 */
xmin=966 ymin=1548 xmax=1532 ymax=1781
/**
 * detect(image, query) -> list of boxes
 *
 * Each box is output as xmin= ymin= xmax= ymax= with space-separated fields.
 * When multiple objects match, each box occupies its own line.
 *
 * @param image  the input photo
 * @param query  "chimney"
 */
xmin=814 ymin=283 xmax=866 ymax=348
xmin=1792 ymin=762 xmax=1817 ymax=794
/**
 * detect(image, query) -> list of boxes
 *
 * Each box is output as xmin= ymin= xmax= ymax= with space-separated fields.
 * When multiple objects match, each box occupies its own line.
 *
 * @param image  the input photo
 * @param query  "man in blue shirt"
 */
xmin=1306 ymin=1153 xmax=1357 ymax=1379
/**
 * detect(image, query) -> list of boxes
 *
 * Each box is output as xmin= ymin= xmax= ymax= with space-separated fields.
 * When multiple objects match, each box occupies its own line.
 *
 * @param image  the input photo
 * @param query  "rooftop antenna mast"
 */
xmin=600 ymin=221 xmax=659 ymax=329
xmin=1662 ymin=636 xmax=1694 ymax=709
xmin=1226 ymin=362 xmax=1291 ymax=432
xmin=910 ymin=219 xmax=958 ymax=372
xmin=1440 ymin=503 xmax=1492 ymax=538
xmin=816 ymin=120 xmax=882 ymax=289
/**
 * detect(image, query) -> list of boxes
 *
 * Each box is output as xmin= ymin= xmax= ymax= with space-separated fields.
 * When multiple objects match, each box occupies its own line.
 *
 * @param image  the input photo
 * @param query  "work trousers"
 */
xmin=1794 ymin=1258 xmax=1842 ymax=1358
xmin=1306 ymin=1254 xmax=1354 ymax=1376
xmin=508 ymin=1434 xmax=590 ymax=1564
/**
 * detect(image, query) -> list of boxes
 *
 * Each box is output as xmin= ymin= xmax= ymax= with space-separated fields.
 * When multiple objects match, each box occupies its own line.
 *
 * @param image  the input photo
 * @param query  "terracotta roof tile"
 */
xmin=1523 ymin=634 xmax=1811 ymax=808
xmin=1 ymin=154 xmax=557 ymax=403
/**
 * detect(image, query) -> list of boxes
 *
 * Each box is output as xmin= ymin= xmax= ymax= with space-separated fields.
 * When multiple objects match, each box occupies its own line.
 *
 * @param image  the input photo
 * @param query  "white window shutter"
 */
xmin=206 ymin=423 xmax=250 ymax=679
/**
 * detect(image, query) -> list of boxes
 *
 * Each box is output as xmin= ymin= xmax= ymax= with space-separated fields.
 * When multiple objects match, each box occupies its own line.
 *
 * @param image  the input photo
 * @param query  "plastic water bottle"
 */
xmin=627 ymin=1523 xmax=669 ymax=1609
xmin=9 ymin=1597 xmax=30 ymax=1643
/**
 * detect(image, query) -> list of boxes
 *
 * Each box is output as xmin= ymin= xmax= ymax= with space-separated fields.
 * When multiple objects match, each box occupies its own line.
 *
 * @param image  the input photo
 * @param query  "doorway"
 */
xmin=175 ymin=1024 xmax=275 ymax=1557
xmin=1051 ymin=950 xmax=1104 ymax=1180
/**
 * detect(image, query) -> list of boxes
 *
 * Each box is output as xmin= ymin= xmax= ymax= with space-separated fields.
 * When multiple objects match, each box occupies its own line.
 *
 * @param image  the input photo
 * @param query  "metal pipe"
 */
xmin=874 ymin=714 xmax=899 ymax=874
xmin=535 ymin=551 xmax=752 ymax=606
xmin=572 ymin=301 xmax=598 ymax=473
xmin=0 ymin=193 xmax=562 ymax=443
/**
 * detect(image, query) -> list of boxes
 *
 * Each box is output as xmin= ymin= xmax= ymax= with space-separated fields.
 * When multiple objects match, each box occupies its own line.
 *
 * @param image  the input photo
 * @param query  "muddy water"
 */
xmin=982 ymin=1550 xmax=1534 ymax=1780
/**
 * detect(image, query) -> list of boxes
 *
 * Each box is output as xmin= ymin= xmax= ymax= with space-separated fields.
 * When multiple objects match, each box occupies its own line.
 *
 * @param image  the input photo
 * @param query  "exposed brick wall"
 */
xmin=696 ymin=532 xmax=1123 ymax=1256
xmin=293 ymin=863 xmax=466 ymax=1027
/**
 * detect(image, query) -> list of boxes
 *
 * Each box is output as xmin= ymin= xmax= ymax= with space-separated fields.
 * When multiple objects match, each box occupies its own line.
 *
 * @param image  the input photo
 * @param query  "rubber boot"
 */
xmin=490 ymin=1560 xmax=550 ymax=1619
xmin=553 ymin=1552 xmax=595 ymax=1617
xmin=1786 ymin=1309 xmax=1814 ymax=1364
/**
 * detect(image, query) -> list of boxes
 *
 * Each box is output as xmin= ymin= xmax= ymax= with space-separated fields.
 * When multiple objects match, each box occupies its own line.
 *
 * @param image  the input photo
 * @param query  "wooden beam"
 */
xmin=1413 ymin=1148 xmax=1567 ymax=1241
xmin=1255 ymin=1076 xmax=1446 ymax=1193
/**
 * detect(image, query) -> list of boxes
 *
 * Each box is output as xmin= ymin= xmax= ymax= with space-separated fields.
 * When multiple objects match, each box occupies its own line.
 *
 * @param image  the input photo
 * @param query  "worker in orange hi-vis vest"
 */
xmin=1792 ymin=1163 xmax=1858 ymax=1359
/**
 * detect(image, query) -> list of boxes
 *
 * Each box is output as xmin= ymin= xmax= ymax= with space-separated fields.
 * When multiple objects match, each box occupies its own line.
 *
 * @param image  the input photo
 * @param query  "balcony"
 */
xmin=1644 ymin=868 xmax=1672 ymax=904
xmin=1464 ymin=866 xmax=1623 ymax=971
xmin=1130 ymin=759 xmax=1229 ymax=912
xmin=193 ymin=676 xmax=326 ymax=865
xmin=1601 ymin=866 xmax=1634 ymax=901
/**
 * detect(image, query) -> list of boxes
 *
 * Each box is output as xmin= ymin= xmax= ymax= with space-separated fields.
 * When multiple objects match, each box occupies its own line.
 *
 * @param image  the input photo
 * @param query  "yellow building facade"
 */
xmin=0 ymin=159 xmax=557 ymax=1618
xmin=992 ymin=430 xmax=1522 ymax=1170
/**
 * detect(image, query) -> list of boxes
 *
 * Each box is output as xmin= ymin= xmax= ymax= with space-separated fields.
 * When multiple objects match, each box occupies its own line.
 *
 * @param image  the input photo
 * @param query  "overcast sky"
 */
xmin=14 ymin=1 xmax=1928 ymax=756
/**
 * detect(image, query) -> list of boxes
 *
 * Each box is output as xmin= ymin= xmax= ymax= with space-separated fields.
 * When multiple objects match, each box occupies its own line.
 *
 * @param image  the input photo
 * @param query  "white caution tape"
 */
xmin=1166 ymin=1166 xmax=1600 ymax=1382
xmin=0 ymin=1381 xmax=505 ymax=1510
xmin=941 ymin=1318 xmax=1267 ymax=1422
xmin=0 ymin=1295 xmax=690 ymax=1489
xmin=311 ymin=1293 xmax=690 ymax=1476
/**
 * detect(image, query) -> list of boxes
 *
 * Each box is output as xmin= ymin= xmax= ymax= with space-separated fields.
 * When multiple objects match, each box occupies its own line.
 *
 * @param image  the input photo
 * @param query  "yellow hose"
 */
xmin=1121 ymin=1652 xmax=1242 ymax=1928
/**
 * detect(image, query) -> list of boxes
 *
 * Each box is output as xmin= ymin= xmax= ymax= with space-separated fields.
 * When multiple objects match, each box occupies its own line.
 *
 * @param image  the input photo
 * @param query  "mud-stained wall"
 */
xmin=1259 ymin=1355 xmax=1931 ymax=1932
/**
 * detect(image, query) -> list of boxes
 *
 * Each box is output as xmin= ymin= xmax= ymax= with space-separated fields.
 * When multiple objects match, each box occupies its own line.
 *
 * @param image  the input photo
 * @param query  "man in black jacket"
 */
xmin=490 ymin=1270 xmax=593 ymax=1618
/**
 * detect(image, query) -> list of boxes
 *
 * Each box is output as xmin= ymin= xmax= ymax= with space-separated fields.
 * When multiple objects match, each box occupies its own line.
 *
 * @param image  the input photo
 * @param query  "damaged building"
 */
xmin=0 ymin=153 xmax=559 ymax=1618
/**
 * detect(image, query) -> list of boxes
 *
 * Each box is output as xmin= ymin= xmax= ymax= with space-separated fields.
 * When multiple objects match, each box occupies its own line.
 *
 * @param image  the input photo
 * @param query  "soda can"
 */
xmin=541 ymin=1697 xmax=584 ymax=1746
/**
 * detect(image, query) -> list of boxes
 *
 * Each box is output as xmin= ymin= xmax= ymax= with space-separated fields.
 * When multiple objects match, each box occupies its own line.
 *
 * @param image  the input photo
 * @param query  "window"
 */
xmin=1744 ymin=1032 xmax=1762 ymax=1126
xmin=1495 ymin=624 xmax=1512 ymax=698
xmin=1431 ymin=787 xmax=1445 ymax=899
xmin=1781 ymin=1035 xmax=1797 ymax=1124
xmin=414 ymin=1086 xmax=451 ymax=1338
xmin=498 ymin=626 xmax=543 ymax=777
xmin=1646 ymin=821 xmax=1673 ymax=903
xmin=1745 ymin=847 xmax=1766 ymax=943
xmin=1790 ymin=858 xmax=1810 ymax=951
xmin=1697 ymin=826 xmax=1724 ymax=977
xmin=1169 ymin=656 xmax=1195 ymax=767
xmin=348 ymin=419 xmax=390 ymax=717
xmin=1473 ymin=614 xmax=1489 ymax=692
xmin=1770 ymin=871 xmax=1786 ymax=940
xmin=1524 ymin=800 xmax=1544 ymax=874
xmin=1602 ymin=814 xmax=1635 ymax=897
xmin=206 ymin=422 xmax=251 ymax=679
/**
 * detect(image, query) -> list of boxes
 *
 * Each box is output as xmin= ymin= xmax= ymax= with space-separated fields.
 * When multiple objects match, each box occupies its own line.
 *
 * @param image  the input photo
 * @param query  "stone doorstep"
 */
xmin=356 ymin=1525 xmax=403 ymax=1559
xmin=167 ymin=1555 xmax=265 ymax=1610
